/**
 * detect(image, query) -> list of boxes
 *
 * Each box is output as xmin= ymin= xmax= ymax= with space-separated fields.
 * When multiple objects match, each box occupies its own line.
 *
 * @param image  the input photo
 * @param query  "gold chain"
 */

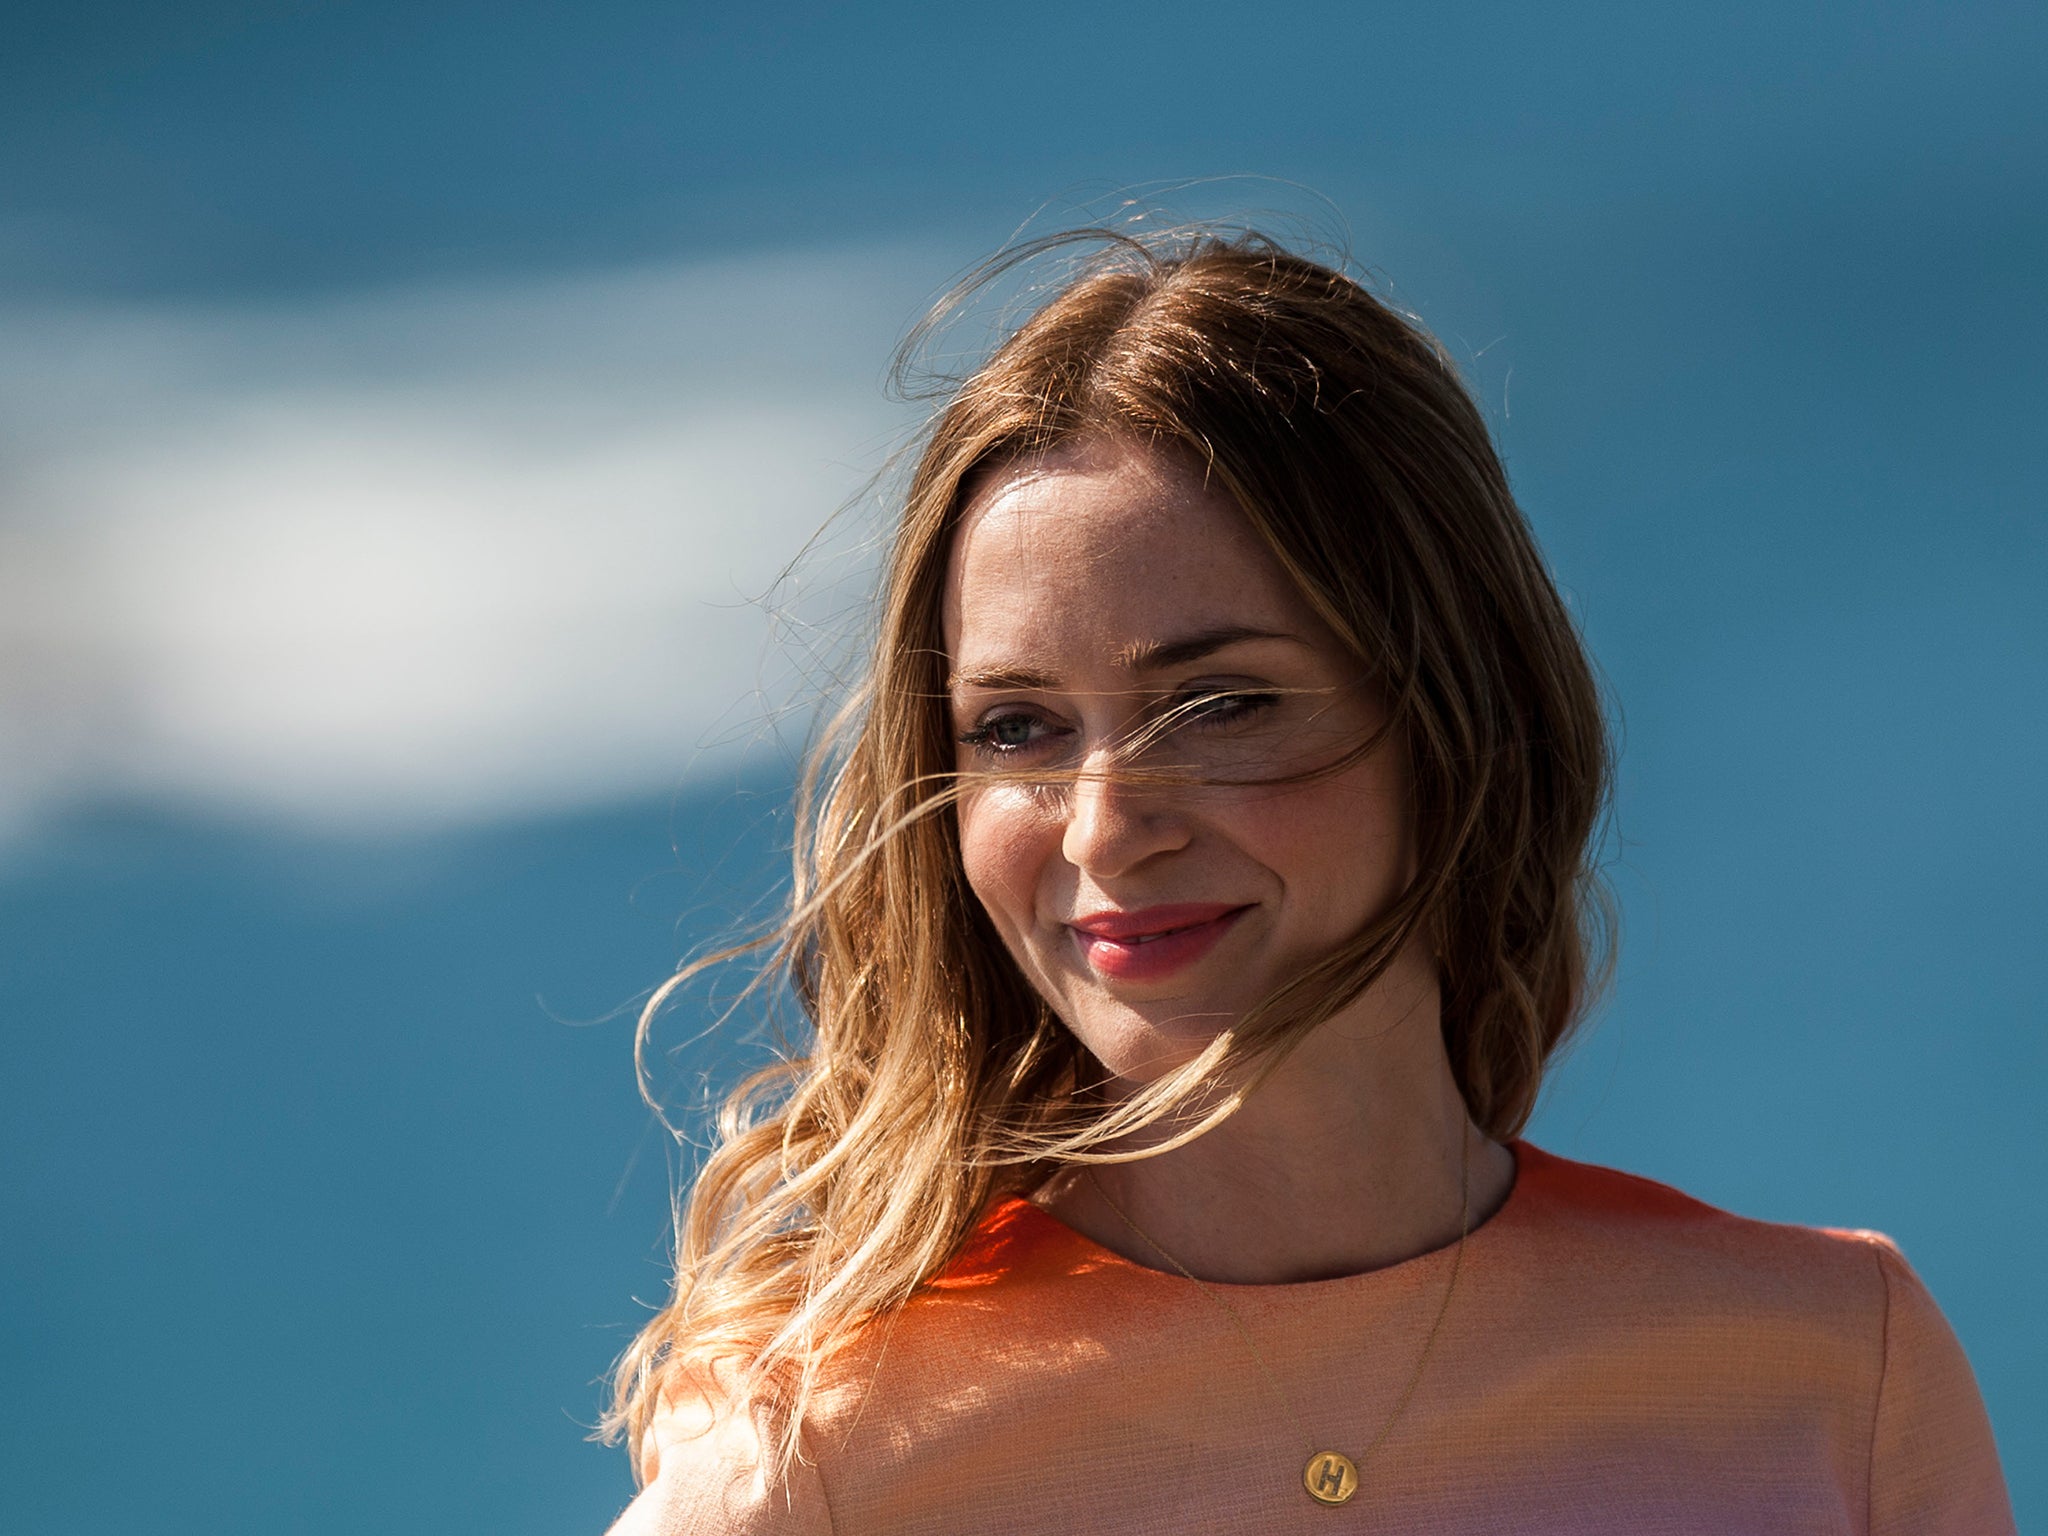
xmin=1083 ymin=1123 xmax=1472 ymax=1507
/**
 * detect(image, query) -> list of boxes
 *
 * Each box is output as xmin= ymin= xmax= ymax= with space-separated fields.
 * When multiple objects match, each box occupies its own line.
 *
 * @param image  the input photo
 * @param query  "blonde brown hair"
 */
xmin=608 ymin=227 xmax=1612 ymax=1481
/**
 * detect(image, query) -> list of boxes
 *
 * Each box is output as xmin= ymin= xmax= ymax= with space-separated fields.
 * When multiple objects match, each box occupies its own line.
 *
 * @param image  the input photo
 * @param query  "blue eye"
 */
xmin=959 ymin=712 xmax=1059 ymax=756
xmin=1174 ymin=688 xmax=1278 ymax=726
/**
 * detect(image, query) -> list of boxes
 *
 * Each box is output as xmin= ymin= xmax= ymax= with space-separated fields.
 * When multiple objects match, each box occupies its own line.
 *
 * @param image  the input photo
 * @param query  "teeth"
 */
xmin=1081 ymin=918 xmax=1223 ymax=944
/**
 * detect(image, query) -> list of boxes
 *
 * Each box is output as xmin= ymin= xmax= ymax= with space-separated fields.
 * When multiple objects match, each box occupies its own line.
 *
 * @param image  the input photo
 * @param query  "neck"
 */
xmin=1033 ymin=950 xmax=1518 ymax=1284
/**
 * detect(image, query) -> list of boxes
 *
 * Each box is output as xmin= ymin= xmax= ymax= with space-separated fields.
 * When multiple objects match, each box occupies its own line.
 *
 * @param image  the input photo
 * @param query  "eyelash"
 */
xmin=956 ymin=689 xmax=1281 ymax=758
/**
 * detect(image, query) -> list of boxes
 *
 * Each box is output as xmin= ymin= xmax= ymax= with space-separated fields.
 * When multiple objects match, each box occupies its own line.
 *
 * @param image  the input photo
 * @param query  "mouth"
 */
xmin=1066 ymin=903 xmax=1252 ymax=983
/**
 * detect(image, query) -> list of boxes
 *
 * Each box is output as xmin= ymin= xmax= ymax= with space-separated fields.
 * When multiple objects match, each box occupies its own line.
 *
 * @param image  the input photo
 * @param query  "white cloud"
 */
xmin=0 ymin=250 xmax=933 ymax=839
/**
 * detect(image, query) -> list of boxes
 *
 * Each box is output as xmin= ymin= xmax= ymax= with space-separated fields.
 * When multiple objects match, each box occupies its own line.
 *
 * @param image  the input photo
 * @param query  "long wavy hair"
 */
xmin=607 ymin=228 xmax=1613 ymax=1484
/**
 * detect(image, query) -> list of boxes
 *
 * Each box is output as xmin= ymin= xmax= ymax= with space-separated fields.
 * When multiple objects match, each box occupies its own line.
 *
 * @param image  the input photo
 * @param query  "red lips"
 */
xmin=1067 ymin=903 xmax=1250 ymax=982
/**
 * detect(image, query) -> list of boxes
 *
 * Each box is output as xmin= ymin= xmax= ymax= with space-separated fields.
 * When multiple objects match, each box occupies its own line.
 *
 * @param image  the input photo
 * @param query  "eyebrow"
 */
xmin=948 ymin=625 xmax=1303 ymax=692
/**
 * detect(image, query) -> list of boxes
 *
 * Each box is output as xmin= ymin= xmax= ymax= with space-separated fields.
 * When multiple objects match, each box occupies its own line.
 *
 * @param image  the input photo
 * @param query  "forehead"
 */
xmin=941 ymin=438 xmax=1315 ymax=668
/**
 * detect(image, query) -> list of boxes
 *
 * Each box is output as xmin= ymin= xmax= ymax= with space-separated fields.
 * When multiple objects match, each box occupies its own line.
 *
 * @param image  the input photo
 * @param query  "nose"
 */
xmin=1059 ymin=753 xmax=1190 ymax=878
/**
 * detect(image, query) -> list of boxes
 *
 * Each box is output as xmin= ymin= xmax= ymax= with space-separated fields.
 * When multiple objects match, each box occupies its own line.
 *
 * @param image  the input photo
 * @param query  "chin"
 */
xmin=1061 ymin=1000 xmax=1239 ymax=1087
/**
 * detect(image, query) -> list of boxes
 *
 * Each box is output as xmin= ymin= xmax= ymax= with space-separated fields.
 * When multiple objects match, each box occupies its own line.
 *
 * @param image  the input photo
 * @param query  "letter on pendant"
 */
xmin=1303 ymin=1450 xmax=1359 ymax=1505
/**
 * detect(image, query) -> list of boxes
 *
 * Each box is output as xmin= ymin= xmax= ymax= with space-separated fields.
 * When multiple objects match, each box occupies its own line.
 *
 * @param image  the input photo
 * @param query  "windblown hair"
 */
xmin=607 ymin=228 xmax=1612 ymax=1483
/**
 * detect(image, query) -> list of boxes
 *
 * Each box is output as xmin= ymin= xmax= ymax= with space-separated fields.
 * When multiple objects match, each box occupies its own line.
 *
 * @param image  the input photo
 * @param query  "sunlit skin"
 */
xmin=944 ymin=435 xmax=1515 ymax=1284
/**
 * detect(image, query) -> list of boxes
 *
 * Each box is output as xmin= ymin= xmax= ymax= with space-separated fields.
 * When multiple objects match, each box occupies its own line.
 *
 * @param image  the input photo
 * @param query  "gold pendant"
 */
xmin=1303 ymin=1450 xmax=1358 ymax=1505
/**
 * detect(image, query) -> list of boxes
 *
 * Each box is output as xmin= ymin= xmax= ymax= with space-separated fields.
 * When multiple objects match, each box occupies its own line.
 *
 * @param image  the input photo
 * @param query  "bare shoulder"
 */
xmin=601 ymin=1394 xmax=835 ymax=1536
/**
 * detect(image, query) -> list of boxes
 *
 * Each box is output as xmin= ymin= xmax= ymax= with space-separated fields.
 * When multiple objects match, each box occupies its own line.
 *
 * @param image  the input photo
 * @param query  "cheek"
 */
xmin=956 ymin=785 xmax=1061 ymax=941
xmin=1234 ymin=770 xmax=1413 ymax=927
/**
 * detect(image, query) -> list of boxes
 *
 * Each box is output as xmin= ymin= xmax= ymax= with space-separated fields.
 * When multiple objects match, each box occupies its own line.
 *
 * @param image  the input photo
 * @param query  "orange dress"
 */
xmin=609 ymin=1143 xmax=2015 ymax=1534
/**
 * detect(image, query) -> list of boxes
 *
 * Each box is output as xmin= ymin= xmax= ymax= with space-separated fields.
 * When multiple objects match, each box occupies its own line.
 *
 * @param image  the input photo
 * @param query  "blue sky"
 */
xmin=2 ymin=3 xmax=2043 ymax=1531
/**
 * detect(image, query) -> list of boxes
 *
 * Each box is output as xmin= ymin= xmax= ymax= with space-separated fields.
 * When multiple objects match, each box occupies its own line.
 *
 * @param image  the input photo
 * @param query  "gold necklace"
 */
xmin=1083 ymin=1124 xmax=1472 ymax=1508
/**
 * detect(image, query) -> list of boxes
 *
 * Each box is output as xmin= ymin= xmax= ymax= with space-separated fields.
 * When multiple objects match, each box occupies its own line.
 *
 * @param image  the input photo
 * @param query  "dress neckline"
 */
xmin=987 ymin=1139 xmax=1542 ymax=1295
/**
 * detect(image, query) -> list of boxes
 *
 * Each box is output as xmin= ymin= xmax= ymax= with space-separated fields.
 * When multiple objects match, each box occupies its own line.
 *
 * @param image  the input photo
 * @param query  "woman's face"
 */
xmin=942 ymin=435 xmax=1417 ymax=1086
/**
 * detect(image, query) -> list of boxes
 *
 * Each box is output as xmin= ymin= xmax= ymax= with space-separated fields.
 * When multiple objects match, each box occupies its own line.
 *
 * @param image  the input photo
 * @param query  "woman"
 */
xmin=605 ymin=230 xmax=2013 ymax=1533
